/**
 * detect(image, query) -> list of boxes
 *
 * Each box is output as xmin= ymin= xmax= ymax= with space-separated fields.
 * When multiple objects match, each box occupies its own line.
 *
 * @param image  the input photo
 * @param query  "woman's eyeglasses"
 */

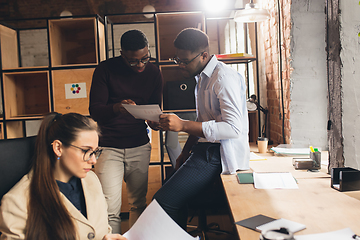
xmin=69 ymin=144 xmax=103 ymax=162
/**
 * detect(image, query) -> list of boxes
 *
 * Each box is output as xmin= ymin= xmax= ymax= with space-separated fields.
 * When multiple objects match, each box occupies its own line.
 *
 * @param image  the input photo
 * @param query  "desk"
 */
xmin=221 ymin=151 xmax=360 ymax=239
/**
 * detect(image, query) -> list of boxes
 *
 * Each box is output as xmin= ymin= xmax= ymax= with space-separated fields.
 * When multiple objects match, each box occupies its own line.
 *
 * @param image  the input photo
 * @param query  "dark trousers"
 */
xmin=153 ymin=143 xmax=222 ymax=229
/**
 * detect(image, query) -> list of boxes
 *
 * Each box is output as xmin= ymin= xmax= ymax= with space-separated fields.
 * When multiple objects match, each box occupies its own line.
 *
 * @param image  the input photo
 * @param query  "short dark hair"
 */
xmin=121 ymin=29 xmax=149 ymax=51
xmin=174 ymin=28 xmax=209 ymax=53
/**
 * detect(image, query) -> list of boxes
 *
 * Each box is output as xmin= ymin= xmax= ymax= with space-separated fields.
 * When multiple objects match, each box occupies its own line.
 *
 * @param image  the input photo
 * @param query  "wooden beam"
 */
xmin=326 ymin=0 xmax=344 ymax=171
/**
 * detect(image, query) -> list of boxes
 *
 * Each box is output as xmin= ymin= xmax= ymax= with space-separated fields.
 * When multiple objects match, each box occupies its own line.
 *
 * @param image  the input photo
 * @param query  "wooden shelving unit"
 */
xmin=0 ymin=15 xmax=105 ymax=139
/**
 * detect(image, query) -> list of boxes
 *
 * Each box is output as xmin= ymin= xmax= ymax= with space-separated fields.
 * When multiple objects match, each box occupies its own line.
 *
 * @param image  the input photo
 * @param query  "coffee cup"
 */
xmin=257 ymin=137 xmax=268 ymax=153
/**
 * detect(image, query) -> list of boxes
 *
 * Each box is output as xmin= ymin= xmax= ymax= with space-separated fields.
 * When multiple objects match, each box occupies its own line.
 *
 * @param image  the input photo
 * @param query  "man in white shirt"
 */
xmin=154 ymin=28 xmax=250 ymax=228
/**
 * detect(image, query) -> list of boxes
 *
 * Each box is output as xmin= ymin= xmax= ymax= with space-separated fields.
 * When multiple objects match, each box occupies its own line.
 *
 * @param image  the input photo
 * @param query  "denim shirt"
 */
xmin=195 ymin=56 xmax=250 ymax=174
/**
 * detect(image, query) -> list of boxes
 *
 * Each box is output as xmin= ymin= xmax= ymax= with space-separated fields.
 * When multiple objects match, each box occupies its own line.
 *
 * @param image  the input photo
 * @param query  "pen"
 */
xmin=352 ymin=234 xmax=360 ymax=239
xmin=309 ymin=146 xmax=315 ymax=152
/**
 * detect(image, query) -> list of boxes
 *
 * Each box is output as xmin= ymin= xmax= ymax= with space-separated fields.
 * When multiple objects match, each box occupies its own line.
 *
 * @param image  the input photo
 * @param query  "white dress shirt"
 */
xmin=195 ymin=55 xmax=250 ymax=174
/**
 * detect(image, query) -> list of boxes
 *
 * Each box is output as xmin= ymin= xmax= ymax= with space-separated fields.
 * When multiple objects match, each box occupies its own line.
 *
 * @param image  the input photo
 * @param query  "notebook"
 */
xmin=236 ymin=214 xmax=306 ymax=233
xmin=235 ymin=214 xmax=276 ymax=230
xmin=236 ymin=172 xmax=254 ymax=184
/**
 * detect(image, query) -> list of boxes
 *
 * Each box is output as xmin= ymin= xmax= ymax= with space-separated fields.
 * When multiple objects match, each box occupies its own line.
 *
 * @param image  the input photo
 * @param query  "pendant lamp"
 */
xmin=234 ymin=0 xmax=270 ymax=22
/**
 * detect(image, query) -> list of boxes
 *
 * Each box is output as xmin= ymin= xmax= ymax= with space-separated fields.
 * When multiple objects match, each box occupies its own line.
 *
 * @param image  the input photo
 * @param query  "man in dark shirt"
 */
xmin=89 ymin=29 xmax=163 ymax=233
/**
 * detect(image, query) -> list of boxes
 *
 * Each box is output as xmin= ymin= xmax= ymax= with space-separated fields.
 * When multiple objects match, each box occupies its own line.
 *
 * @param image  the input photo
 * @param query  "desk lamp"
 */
xmin=247 ymin=94 xmax=268 ymax=139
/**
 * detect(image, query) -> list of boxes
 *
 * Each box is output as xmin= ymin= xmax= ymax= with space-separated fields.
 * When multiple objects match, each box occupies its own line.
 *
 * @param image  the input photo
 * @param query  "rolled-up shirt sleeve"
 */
xmin=201 ymin=69 xmax=246 ymax=142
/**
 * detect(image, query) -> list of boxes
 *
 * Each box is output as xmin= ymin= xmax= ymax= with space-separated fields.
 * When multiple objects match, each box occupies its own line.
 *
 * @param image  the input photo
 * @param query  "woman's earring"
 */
xmin=57 ymin=156 xmax=60 ymax=160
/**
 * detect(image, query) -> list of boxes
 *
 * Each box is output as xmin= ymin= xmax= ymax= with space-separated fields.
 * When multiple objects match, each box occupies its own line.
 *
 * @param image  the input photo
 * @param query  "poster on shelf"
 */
xmin=65 ymin=82 xmax=87 ymax=99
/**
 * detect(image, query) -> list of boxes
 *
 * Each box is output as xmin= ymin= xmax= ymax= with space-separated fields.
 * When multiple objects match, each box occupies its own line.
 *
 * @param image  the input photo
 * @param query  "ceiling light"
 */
xmin=143 ymin=5 xmax=155 ymax=18
xmin=60 ymin=10 xmax=72 ymax=17
xmin=234 ymin=2 xmax=270 ymax=22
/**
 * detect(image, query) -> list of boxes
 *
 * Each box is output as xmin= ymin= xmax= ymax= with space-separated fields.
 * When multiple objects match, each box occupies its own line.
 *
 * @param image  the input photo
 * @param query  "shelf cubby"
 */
xmin=0 ymin=24 xmax=19 ymax=69
xmin=160 ymin=65 xmax=196 ymax=112
xmin=52 ymin=68 xmax=95 ymax=115
xmin=155 ymin=12 xmax=205 ymax=62
xmin=3 ymin=71 xmax=50 ymax=120
xmin=6 ymin=121 xmax=24 ymax=139
xmin=48 ymin=17 xmax=105 ymax=67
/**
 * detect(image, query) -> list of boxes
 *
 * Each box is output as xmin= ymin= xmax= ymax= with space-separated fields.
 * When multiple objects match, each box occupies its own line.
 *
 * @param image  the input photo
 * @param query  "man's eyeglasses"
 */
xmin=69 ymin=144 xmax=103 ymax=162
xmin=123 ymin=52 xmax=151 ymax=67
xmin=172 ymin=51 xmax=204 ymax=65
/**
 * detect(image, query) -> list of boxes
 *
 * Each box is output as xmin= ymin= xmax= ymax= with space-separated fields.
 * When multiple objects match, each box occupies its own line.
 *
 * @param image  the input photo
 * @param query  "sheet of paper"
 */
xmin=256 ymin=218 xmax=306 ymax=233
xmin=122 ymin=104 xmax=162 ymax=122
xmin=250 ymin=152 xmax=267 ymax=161
xmin=123 ymin=199 xmax=199 ymax=240
xmin=294 ymin=228 xmax=356 ymax=240
xmin=253 ymin=172 xmax=298 ymax=189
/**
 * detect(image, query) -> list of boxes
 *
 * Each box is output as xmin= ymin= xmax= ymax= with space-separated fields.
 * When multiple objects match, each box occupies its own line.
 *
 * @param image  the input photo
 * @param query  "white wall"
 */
xmin=340 ymin=0 xmax=360 ymax=169
xmin=290 ymin=0 xmax=328 ymax=149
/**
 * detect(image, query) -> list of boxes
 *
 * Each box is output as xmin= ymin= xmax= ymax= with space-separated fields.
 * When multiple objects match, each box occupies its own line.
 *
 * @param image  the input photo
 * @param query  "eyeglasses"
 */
xmin=172 ymin=51 xmax=204 ymax=65
xmin=69 ymin=144 xmax=103 ymax=162
xmin=123 ymin=52 xmax=151 ymax=67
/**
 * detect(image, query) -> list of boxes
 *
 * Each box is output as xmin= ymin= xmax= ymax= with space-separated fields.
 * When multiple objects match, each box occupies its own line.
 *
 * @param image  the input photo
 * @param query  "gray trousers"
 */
xmin=94 ymin=142 xmax=151 ymax=234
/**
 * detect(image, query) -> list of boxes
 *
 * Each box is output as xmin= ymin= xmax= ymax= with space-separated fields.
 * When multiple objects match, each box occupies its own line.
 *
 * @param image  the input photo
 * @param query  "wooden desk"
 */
xmin=222 ymin=152 xmax=360 ymax=239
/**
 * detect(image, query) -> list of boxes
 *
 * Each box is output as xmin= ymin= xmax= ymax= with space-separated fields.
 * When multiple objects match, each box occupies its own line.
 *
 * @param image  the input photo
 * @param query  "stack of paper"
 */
xmin=271 ymin=147 xmax=310 ymax=156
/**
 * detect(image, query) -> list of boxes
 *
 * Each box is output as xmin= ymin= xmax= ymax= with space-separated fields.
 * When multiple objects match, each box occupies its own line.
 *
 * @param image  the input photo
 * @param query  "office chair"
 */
xmin=0 ymin=136 xmax=36 ymax=201
xmin=164 ymin=131 xmax=234 ymax=240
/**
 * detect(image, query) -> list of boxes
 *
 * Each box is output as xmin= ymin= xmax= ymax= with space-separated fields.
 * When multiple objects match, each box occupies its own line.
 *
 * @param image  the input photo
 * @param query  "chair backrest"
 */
xmin=0 ymin=136 xmax=36 ymax=201
xmin=164 ymin=131 xmax=181 ymax=168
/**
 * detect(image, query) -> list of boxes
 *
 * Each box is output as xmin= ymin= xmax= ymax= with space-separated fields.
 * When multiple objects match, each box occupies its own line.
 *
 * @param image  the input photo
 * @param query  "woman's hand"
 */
xmin=102 ymin=233 xmax=127 ymax=240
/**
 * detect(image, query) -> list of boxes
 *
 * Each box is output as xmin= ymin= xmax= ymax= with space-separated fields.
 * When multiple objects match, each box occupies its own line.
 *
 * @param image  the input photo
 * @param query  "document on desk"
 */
xmin=123 ymin=199 xmax=199 ymax=240
xmin=253 ymin=172 xmax=298 ymax=189
xmin=122 ymin=104 xmax=162 ymax=122
xmin=294 ymin=228 xmax=356 ymax=240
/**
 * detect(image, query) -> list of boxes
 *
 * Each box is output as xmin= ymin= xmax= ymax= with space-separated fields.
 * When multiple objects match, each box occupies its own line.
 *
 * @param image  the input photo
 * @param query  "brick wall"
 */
xmin=261 ymin=0 xmax=292 ymax=144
